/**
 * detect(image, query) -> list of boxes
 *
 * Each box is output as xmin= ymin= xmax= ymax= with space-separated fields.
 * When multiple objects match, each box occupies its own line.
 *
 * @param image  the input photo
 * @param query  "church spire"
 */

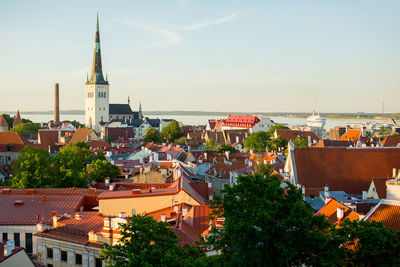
xmin=88 ymin=12 xmax=107 ymax=85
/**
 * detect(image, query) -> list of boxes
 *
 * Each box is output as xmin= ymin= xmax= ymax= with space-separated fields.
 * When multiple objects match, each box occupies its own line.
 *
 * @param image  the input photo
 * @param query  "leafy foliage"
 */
xmin=243 ymin=131 xmax=271 ymax=152
xmin=161 ymin=121 xmax=182 ymax=142
xmin=10 ymin=146 xmax=53 ymax=188
xmin=204 ymin=138 xmax=219 ymax=153
xmin=174 ymin=136 xmax=186 ymax=145
xmin=267 ymin=135 xmax=288 ymax=152
xmin=253 ymin=156 xmax=275 ymax=176
xmin=294 ymin=136 xmax=308 ymax=147
xmin=10 ymin=122 xmax=41 ymax=134
xmin=143 ymin=128 xmax=163 ymax=143
xmin=207 ymin=174 xmax=339 ymax=266
xmin=88 ymin=159 xmax=120 ymax=183
xmin=100 ymin=215 xmax=207 ymax=266
xmin=217 ymin=144 xmax=237 ymax=153
xmin=268 ymin=123 xmax=290 ymax=135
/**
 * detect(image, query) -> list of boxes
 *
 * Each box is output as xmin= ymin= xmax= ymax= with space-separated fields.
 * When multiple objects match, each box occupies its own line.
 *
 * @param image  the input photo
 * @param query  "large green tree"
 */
xmin=218 ymin=144 xmax=237 ymax=153
xmin=143 ymin=128 xmax=163 ymax=143
xmin=161 ymin=121 xmax=182 ymax=142
xmin=207 ymin=174 xmax=339 ymax=266
xmin=52 ymin=142 xmax=93 ymax=187
xmin=10 ymin=122 xmax=41 ymax=134
xmin=243 ymin=131 xmax=271 ymax=152
xmin=88 ymin=159 xmax=120 ymax=183
xmin=100 ymin=215 xmax=208 ymax=266
xmin=10 ymin=146 xmax=54 ymax=188
xmin=204 ymin=139 xmax=219 ymax=153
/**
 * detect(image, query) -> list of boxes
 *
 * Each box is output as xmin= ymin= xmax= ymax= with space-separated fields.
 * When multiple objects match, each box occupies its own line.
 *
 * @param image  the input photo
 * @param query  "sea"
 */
xmin=6 ymin=113 xmax=393 ymax=130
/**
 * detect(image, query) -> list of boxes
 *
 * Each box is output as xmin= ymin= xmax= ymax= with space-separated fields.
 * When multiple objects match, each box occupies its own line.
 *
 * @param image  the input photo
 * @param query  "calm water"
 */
xmin=8 ymin=113 xmax=392 ymax=130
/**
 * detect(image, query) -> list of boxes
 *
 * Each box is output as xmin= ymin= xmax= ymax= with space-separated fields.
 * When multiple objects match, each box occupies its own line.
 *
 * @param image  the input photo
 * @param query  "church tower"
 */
xmin=85 ymin=13 xmax=109 ymax=132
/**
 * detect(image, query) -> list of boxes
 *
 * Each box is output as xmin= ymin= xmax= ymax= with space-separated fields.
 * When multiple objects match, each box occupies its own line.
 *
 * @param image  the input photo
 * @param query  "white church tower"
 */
xmin=85 ymin=13 xmax=109 ymax=132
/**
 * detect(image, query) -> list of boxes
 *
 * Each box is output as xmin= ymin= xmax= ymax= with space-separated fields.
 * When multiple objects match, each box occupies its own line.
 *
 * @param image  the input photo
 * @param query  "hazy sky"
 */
xmin=1 ymin=0 xmax=400 ymax=113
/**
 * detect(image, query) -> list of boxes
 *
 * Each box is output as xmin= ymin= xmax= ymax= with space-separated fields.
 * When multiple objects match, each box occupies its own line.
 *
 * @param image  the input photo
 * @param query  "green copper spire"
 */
xmin=139 ymin=101 xmax=143 ymax=119
xmin=87 ymin=12 xmax=107 ymax=85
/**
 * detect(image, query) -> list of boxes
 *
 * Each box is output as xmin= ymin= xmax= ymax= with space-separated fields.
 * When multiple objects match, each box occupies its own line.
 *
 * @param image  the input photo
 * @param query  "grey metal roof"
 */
xmin=109 ymin=104 xmax=133 ymax=115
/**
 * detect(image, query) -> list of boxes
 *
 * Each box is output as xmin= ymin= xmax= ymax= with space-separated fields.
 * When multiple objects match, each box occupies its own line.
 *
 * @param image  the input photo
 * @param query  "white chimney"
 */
xmin=308 ymin=136 xmax=311 ymax=146
xmin=362 ymin=190 xmax=368 ymax=200
xmin=393 ymin=168 xmax=397 ymax=178
xmin=236 ymin=136 xmax=239 ymax=143
xmin=337 ymin=207 xmax=344 ymax=223
xmin=4 ymin=240 xmax=15 ymax=256
xmin=58 ymin=129 xmax=61 ymax=143
xmin=225 ymin=151 xmax=230 ymax=160
xmin=161 ymin=214 xmax=166 ymax=222
xmin=362 ymin=127 xmax=366 ymax=138
xmin=105 ymin=177 xmax=110 ymax=187
xmin=109 ymin=183 xmax=114 ymax=191
xmin=204 ymin=152 xmax=207 ymax=160
xmin=324 ymin=185 xmax=329 ymax=192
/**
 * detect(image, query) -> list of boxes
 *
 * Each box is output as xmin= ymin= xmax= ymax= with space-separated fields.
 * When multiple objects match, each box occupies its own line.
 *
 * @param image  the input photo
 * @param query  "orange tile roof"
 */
xmin=339 ymin=129 xmax=361 ymax=142
xmin=365 ymin=201 xmax=400 ymax=231
xmin=68 ymin=128 xmax=95 ymax=144
xmin=316 ymin=199 xmax=360 ymax=224
xmin=0 ymin=132 xmax=30 ymax=152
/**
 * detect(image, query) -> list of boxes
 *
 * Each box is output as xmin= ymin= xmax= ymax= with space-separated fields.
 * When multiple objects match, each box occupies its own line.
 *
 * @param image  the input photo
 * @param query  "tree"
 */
xmin=207 ymin=174 xmax=339 ymax=266
xmin=334 ymin=219 xmax=400 ymax=266
xmin=267 ymin=135 xmax=288 ymax=153
xmin=161 ymin=121 xmax=182 ymax=142
xmin=293 ymin=136 xmax=308 ymax=147
xmin=243 ymin=131 xmax=271 ymax=152
xmin=204 ymin=139 xmax=219 ymax=153
xmin=143 ymin=128 xmax=163 ymax=143
xmin=217 ymin=144 xmax=236 ymax=153
xmin=10 ymin=122 xmax=41 ymax=134
xmin=100 ymin=215 xmax=207 ymax=266
xmin=88 ymin=159 xmax=120 ymax=183
xmin=268 ymin=123 xmax=290 ymax=135
xmin=253 ymin=157 xmax=275 ymax=176
xmin=10 ymin=146 xmax=54 ymax=188
xmin=52 ymin=142 xmax=93 ymax=187
xmin=174 ymin=136 xmax=186 ymax=145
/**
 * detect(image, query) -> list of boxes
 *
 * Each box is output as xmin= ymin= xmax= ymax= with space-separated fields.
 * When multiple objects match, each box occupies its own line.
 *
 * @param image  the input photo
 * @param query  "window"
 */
xmin=75 ymin=253 xmax=82 ymax=265
xmin=61 ymin=250 xmax=67 ymax=262
xmin=13 ymin=233 xmax=20 ymax=246
xmin=47 ymin=247 xmax=53 ymax=259
xmin=95 ymin=257 xmax=102 ymax=267
xmin=2 ymin=233 xmax=7 ymax=242
xmin=25 ymin=233 xmax=32 ymax=254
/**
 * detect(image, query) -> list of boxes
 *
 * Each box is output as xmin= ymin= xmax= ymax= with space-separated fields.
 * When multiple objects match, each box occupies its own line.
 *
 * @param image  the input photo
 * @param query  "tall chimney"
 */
xmin=54 ymin=83 xmax=60 ymax=123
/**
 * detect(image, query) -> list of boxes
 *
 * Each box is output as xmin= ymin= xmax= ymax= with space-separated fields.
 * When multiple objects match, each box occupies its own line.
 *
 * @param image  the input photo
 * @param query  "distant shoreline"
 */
xmin=0 ymin=110 xmax=397 ymax=121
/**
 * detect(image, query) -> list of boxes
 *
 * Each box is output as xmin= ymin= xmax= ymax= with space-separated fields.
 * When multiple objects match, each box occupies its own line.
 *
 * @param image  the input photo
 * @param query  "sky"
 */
xmin=1 ymin=0 xmax=400 ymax=113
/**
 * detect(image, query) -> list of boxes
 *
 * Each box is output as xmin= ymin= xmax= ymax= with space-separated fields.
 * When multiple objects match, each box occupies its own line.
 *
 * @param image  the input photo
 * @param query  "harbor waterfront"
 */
xmin=5 ymin=112 xmax=393 ymax=130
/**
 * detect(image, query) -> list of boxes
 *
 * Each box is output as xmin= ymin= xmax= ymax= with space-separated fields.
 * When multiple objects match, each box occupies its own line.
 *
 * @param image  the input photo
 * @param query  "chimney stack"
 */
xmin=337 ymin=207 xmax=344 ymax=223
xmin=54 ymin=83 xmax=60 ymax=123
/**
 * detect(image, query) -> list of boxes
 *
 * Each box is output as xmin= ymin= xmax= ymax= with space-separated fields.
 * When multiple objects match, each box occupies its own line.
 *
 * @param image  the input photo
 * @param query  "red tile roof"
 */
xmin=312 ymin=140 xmax=352 ymax=147
xmin=381 ymin=135 xmax=400 ymax=147
xmin=12 ymin=110 xmax=22 ymax=127
xmin=35 ymin=211 xmax=104 ymax=248
xmin=0 ymin=116 xmax=8 ymax=128
xmin=275 ymin=129 xmax=319 ymax=143
xmin=339 ymin=129 xmax=362 ymax=142
xmin=316 ymin=199 xmax=360 ymax=224
xmin=223 ymin=115 xmax=260 ymax=128
xmin=293 ymin=147 xmax=400 ymax=194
